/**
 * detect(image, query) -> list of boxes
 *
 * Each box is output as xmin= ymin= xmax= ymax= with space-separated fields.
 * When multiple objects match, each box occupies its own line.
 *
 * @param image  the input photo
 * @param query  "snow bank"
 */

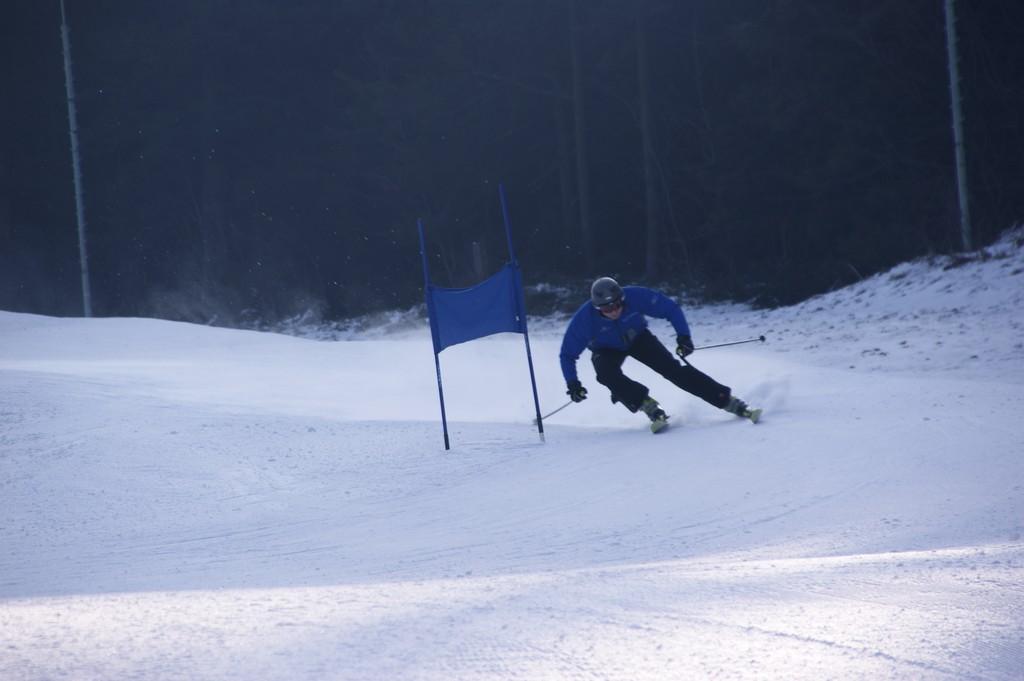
xmin=1 ymin=232 xmax=1022 ymax=680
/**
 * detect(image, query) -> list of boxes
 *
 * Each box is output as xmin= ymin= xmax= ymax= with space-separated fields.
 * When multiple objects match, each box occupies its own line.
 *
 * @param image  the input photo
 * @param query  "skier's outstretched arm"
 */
xmin=634 ymin=288 xmax=691 ymax=337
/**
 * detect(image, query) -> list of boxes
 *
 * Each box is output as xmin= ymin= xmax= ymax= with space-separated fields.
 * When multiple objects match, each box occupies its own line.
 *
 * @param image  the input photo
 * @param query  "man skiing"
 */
xmin=559 ymin=276 xmax=758 ymax=432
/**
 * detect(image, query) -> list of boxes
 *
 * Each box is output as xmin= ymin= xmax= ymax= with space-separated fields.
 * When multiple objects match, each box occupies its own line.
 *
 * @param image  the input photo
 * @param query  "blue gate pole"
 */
xmin=499 ymin=185 xmax=545 ymax=440
xmin=418 ymin=219 xmax=451 ymax=450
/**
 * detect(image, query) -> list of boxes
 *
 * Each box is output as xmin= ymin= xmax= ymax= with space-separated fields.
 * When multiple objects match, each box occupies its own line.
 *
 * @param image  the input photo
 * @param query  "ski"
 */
xmin=744 ymin=407 xmax=763 ymax=424
xmin=650 ymin=416 xmax=669 ymax=434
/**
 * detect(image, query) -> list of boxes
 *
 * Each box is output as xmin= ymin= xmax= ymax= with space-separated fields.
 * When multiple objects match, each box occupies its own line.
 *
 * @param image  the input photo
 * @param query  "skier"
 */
xmin=560 ymin=276 xmax=758 ymax=432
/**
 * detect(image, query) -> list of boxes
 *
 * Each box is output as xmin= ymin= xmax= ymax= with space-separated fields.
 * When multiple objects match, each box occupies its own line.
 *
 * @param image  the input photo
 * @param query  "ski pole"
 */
xmin=696 ymin=335 xmax=766 ymax=351
xmin=538 ymin=336 xmax=766 ymax=425
xmin=534 ymin=400 xmax=573 ymax=425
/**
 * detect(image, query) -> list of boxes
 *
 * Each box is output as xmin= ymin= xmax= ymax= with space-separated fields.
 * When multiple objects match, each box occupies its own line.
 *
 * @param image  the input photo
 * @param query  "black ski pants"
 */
xmin=591 ymin=329 xmax=731 ymax=412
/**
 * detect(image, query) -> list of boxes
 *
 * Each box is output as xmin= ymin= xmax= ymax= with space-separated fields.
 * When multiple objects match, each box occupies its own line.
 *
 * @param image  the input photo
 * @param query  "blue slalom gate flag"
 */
xmin=426 ymin=263 xmax=525 ymax=352
xmin=418 ymin=185 xmax=544 ymax=450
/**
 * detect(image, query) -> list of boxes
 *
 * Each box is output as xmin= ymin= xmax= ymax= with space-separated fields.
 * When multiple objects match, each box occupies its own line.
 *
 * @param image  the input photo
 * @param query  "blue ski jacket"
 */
xmin=559 ymin=286 xmax=691 ymax=383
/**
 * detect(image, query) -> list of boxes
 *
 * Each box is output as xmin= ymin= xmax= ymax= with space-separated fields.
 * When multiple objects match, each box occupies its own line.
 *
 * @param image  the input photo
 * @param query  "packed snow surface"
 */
xmin=2 ymin=233 xmax=1023 ymax=680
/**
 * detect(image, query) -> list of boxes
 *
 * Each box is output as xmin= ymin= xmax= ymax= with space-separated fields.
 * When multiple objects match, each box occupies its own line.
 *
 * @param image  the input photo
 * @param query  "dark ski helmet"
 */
xmin=590 ymin=276 xmax=624 ymax=308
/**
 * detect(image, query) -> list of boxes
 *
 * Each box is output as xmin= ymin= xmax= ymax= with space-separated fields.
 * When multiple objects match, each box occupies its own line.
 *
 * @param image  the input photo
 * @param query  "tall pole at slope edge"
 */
xmin=944 ymin=0 xmax=972 ymax=252
xmin=60 ymin=0 xmax=93 ymax=316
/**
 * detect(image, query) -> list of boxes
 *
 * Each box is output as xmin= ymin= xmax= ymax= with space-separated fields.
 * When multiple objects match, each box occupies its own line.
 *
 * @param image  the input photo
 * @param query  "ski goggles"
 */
xmin=595 ymin=299 xmax=623 ymax=313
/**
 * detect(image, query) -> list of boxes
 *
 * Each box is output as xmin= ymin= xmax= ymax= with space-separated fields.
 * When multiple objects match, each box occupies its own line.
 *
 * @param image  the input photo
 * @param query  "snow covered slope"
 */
xmin=1 ymin=232 xmax=1023 ymax=680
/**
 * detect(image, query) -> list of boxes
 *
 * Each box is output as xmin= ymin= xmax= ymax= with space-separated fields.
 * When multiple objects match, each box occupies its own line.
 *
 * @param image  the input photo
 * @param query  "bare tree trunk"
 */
xmin=471 ymin=241 xmax=487 ymax=281
xmin=554 ymin=100 xmax=575 ymax=250
xmin=196 ymin=3 xmax=231 ymax=296
xmin=0 ymin=158 xmax=11 ymax=242
xmin=199 ymin=81 xmax=228 ymax=292
xmin=568 ymin=0 xmax=595 ymax=272
xmin=636 ymin=8 xmax=659 ymax=281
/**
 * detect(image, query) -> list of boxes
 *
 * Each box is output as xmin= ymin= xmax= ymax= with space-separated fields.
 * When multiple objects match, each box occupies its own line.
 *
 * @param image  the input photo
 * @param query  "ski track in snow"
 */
xmin=2 ymin=233 xmax=1024 ymax=680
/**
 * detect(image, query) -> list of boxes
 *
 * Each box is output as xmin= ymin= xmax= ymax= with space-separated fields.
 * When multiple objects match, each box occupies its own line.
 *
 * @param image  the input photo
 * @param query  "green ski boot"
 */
xmin=725 ymin=396 xmax=762 ymax=424
xmin=641 ymin=397 xmax=670 ymax=433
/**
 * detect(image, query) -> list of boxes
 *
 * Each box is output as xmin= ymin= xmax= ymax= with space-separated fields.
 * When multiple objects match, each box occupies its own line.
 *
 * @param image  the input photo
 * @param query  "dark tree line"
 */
xmin=2 ymin=0 xmax=1023 ymax=324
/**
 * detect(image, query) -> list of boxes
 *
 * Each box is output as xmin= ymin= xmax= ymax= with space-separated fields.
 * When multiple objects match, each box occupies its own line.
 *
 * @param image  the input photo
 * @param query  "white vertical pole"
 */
xmin=944 ymin=0 xmax=972 ymax=252
xmin=60 ymin=0 xmax=93 ymax=316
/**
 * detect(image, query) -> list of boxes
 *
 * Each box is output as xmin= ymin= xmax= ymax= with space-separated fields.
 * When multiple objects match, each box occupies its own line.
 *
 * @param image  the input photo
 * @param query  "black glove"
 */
xmin=566 ymin=380 xmax=588 ymax=403
xmin=675 ymin=334 xmax=695 ymax=359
